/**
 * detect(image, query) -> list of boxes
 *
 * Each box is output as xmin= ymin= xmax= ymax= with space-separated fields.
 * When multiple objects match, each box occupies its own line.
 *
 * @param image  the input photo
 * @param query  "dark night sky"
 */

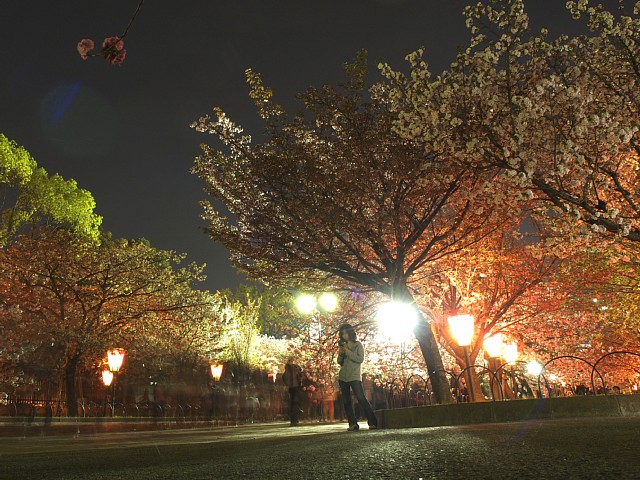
xmin=0 ymin=1 xmax=615 ymax=292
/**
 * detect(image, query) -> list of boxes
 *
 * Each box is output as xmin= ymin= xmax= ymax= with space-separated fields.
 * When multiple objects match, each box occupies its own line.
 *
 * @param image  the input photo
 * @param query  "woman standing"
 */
xmin=337 ymin=323 xmax=378 ymax=431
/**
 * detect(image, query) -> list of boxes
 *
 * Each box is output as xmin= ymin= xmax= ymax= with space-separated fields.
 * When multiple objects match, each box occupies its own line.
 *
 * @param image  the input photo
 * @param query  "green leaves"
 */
xmin=0 ymin=134 xmax=102 ymax=243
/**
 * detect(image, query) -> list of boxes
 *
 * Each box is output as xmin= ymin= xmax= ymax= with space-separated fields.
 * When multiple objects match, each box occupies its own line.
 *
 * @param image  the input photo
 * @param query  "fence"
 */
xmin=1 ymin=351 xmax=638 ymax=423
xmin=372 ymin=350 xmax=640 ymax=408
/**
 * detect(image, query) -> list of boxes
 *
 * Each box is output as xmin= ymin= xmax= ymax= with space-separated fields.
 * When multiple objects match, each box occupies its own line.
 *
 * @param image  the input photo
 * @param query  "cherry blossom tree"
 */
xmin=0 ymin=228 xmax=211 ymax=416
xmin=385 ymin=0 xmax=640 ymax=252
xmin=191 ymin=51 xmax=524 ymax=404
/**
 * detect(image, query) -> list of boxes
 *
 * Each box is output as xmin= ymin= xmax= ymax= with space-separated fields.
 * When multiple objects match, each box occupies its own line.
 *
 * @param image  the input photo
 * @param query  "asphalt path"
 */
xmin=1 ymin=417 xmax=638 ymax=479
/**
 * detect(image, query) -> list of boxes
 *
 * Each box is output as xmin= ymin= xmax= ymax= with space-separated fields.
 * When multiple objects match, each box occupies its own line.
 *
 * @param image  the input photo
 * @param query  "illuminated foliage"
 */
xmin=191 ymin=51 xmax=522 ymax=404
xmin=0 ymin=228 xmax=210 ymax=415
xmin=0 ymin=134 xmax=101 ymax=243
xmin=386 ymin=0 xmax=640 ymax=249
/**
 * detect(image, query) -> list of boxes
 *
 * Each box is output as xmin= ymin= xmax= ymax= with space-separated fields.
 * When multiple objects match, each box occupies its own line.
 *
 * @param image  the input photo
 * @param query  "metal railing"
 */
xmin=2 ymin=351 xmax=638 ymax=422
xmin=373 ymin=350 xmax=640 ymax=406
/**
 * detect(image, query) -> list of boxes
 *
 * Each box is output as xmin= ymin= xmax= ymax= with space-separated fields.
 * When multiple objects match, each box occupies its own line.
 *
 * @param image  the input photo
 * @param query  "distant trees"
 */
xmin=0 ymin=228 xmax=213 ymax=416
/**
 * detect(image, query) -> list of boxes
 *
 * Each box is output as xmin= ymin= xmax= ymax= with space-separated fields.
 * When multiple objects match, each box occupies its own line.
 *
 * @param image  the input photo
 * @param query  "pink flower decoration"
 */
xmin=77 ymin=39 xmax=95 ymax=60
xmin=102 ymin=36 xmax=124 ymax=51
xmin=101 ymin=36 xmax=127 ymax=65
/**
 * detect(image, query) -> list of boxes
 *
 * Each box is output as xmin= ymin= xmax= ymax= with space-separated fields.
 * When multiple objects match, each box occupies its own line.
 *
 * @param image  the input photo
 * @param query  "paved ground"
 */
xmin=1 ymin=417 xmax=639 ymax=479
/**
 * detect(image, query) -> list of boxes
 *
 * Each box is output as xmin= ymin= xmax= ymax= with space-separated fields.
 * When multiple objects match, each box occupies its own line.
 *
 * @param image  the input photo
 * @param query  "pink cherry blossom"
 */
xmin=101 ymin=36 xmax=124 ymax=51
xmin=101 ymin=36 xmax=127 ymax=65
xmin=76 ymin=39 xmax=95 ymax=60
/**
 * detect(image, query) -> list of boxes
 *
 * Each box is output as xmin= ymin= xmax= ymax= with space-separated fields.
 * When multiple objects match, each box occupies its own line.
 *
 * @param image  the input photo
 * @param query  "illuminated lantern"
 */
xmin=102 ymin=369 xmax=114 ymax=386
xmin=210 ymin=363 xmax=224 ymax=382
xmin=107 ymin=349 xmax=125 ymax=372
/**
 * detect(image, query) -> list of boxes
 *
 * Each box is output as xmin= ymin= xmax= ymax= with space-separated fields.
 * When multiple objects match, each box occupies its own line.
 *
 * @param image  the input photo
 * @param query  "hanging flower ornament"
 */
xmin=102 ymin=36 xmax=127 ymax=65
xmin=76 ymin=0 xmax=144 ymax=66
xmin=76 ymin=36 xmax=127 ymax=65
xmin=76 ymin=39 xmax=95 ymax=60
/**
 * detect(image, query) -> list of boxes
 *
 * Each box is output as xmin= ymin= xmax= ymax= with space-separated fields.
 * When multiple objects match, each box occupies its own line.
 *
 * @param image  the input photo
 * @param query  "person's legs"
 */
xmin=288 ymin=387 xmax=299 ymax=424
xmin=339 ymin=380 xmax=357 ymax=427
xmin=350 ymin=380 xmax=378 ymax=427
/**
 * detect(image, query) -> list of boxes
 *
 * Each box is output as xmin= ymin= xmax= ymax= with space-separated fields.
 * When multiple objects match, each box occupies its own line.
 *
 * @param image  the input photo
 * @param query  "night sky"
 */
xmin=1 ymin=1 xmax=614 ymax=292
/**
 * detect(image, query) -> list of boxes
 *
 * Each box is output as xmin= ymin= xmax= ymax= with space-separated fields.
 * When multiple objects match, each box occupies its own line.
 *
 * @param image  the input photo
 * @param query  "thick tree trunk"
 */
xmin=393 ymin=284 xmax=453 ymax=404
xmin=486 ymin=356 xmax=515 ymax=400
xmin=65 ymin=355 xmax=79 ymax=417
xmin=413 ymin=317 xmax=454 ymax=404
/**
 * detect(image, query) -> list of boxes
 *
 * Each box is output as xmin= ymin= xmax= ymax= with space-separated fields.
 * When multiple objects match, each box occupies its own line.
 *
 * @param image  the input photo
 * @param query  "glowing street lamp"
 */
xmin=105 ymin=348 xmax=125 ymax=416
xmin=107 ymin=349 xmax=125 ymax=372
xmin=295 ymin=292 xmax=339 ymax=343
xmin=483 ymin=333 xmax=505 ymax=400
xmin=376 ymin=301 xmax=418 ymax=343
xmin=448 ymin=314 xmax=476 ymax=402
xmin=526 ymin=361 xmax=543 ymax=376
xmin=295 ymin=292 xmax=338 ymax=314
xmin=483 ymin=333 xmax=503 ymax=359
xmin=502 ymin=342 xmax=519 ymax=366
xmin=210 ymin=363 xmax=224 ymax=382
xmin=102 ymin=369 xmax=114 ymax=387
xmin=295 ymin=294 xmax=317 ymax=314
xmin=318 ymin=293 xmax=338 ymax=312
xmin=448 ymin=315 xmax=475 ymax=347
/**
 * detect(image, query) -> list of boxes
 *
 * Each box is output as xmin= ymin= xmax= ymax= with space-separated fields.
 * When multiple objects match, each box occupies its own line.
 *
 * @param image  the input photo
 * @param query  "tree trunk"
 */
xmin=392 ymin=284 xmax=453 ymax=404
xmin=486 ymin=357 xmax=515 ymax=400
xmin=413 ymin=317 xmax=454 ymax=404
xmin=64 ymin=355 xmax=79 ymax=417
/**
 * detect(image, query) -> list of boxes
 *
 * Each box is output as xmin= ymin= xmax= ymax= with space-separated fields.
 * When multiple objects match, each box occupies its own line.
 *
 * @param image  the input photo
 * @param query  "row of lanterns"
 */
xmin=101 ymin=349 xmax=225 ymax=385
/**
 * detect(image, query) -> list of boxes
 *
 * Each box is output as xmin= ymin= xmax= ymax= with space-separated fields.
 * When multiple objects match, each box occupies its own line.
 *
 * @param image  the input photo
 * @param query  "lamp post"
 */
xmin=448 ymin=314 xmax=476 ymax=402
xmin=106 ymin=349 xmax=125 ymax=416
xmin=483 ymin=333 xmax=504 ymax=400
xmin=208 ymin=362 xmax=224 ymax=423
xmin=502 ymin=341 xmax=518 ymax=396
xmin=101 ymin=369 xmax=113 ymax=416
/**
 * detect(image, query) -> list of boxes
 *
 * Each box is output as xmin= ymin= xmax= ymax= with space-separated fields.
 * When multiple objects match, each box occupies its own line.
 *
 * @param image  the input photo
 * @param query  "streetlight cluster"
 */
xmin=102 ymin=348 xmax=125 ymax=416
xmin=294 ymin=292 xmax=338 ymax=314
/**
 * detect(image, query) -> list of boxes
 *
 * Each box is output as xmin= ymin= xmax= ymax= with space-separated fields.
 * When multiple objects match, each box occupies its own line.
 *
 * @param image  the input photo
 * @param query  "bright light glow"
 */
xmin=448 ymin=314 xmax=475 ymax=347
xmin=376 ymin=301 xmax=418 ymax=343
xmin=210 ymin=363 xmax=224 ymax=381
xmin=102 ymin=369 xmax=113 ymax=386
xmin=295 ymin=294 xmax=317 ymax=314
xmin=503 ymin=342 xmax=518 ymax=365
xmin=483 ymin=333 xmax=503 ymax=358
xmin=107 ymin=349 xmax=125 ymax=372
xmin=318 ymin=293 xmax=338 ymax=312
xmin=526 ymin=361 xmax=543 ymax=376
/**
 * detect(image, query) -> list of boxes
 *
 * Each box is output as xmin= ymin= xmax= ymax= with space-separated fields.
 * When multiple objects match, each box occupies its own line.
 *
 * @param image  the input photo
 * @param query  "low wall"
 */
xmin=376 ymin=394 xmax=640 ymax=429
